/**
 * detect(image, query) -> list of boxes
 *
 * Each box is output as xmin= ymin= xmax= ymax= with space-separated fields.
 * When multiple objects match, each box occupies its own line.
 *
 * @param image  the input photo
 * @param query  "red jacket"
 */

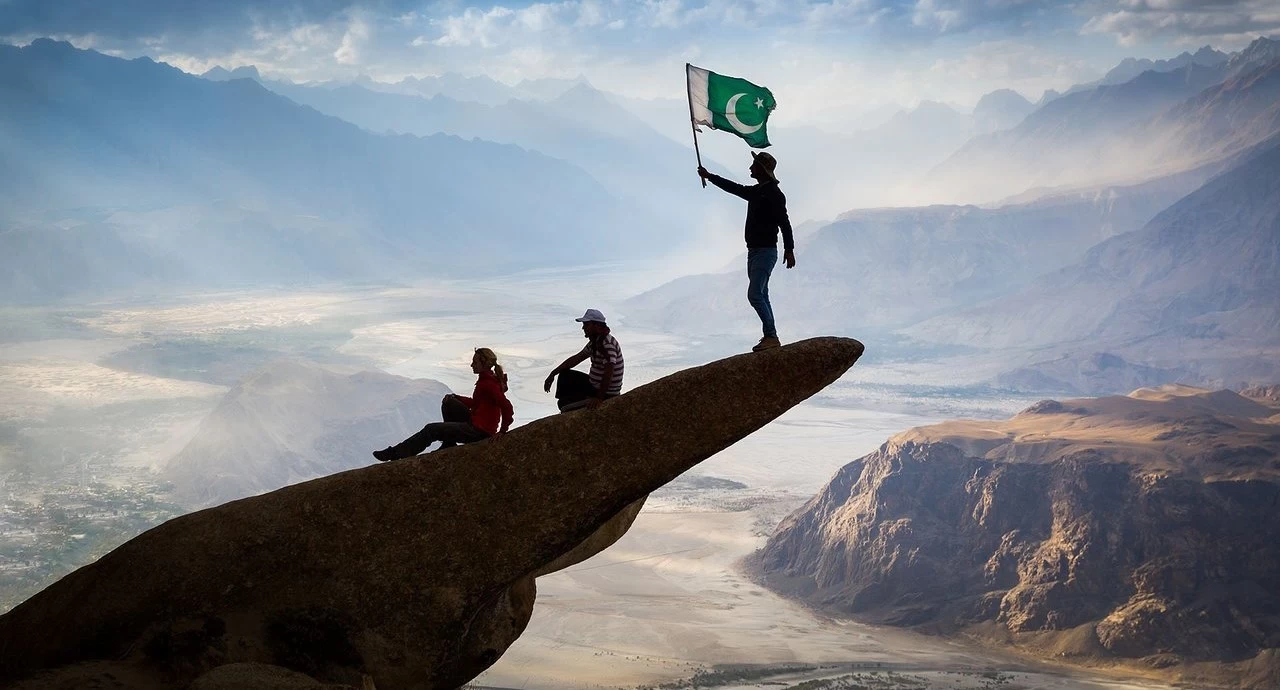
xmin=454 ymin=371 xmax=514 ymax=436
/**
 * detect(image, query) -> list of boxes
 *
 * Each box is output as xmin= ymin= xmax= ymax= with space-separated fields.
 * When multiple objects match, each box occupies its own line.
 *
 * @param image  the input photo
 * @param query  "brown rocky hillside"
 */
xmin=760 ymin=384 xmax=1280 ymax=688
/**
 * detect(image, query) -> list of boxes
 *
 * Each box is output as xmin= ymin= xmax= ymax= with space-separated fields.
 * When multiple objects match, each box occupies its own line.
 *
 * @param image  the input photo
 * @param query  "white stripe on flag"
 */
xmin=686 ymin=64 xmax=712 ymax=131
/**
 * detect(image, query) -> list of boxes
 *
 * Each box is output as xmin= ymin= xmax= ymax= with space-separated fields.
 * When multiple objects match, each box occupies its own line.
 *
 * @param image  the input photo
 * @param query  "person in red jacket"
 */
xmin=373 ymin=347 xmax=514 ymax=462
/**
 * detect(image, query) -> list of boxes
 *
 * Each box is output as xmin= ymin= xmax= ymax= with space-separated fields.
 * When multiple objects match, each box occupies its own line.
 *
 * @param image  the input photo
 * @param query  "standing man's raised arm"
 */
xmin=698 ymin=166 xmax=756 ymax=200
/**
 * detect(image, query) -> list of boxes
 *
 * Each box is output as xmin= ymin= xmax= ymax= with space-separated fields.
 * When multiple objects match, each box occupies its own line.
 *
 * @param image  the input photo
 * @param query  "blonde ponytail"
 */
xmin=474 ymin=347 xmax=509 ymax=392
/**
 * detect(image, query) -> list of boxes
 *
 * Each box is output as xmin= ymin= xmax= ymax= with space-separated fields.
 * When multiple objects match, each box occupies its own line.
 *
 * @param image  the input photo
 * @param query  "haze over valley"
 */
xmin=2 ymin=2 xmax=1279 ymax=688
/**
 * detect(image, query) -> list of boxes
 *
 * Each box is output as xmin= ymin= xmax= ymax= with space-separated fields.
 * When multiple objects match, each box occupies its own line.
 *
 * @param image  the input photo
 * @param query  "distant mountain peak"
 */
xmin=201 ymin=64 xmax=261 ymax=82
xmin=974 ymin=89 xmax=1032 ymax=113
xmin=1193 ymin=45 xmax=1225 ymax=61
xmin=973 ymin=89 xmax=1036 ymax=132
xmin=28 ymin=37 xmax=75 ymax=51
xmin=912 ymin=99 xmax=958 ymax=114
xmin=1229 ymin=35 xmax=1280 ymax=74
xmin=551 ymin=80 xmax=608 ymax=104
xmin=1099 ymin=45 xmax=1228 ymax=86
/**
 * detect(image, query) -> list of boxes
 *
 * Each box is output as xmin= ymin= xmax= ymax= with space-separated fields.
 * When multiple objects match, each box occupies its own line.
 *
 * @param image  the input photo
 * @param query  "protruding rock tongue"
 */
xmin=0 ymin=337 xmax=864 ymax=690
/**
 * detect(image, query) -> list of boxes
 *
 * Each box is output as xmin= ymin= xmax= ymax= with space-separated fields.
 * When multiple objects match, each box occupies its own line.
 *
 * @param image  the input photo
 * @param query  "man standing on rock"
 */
xmin=544 ymin=309 xmax=624 ymax=411
xmin=698 ymin=151 xmax=796 ymax=352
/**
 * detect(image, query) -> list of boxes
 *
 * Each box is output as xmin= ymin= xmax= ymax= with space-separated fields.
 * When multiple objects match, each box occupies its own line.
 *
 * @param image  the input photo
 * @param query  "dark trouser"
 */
xmin=555 ymin=370 xmax=617 ymax=411
xmin=747 ymin=247 xmax=778 ymax=338
xmin=389 ymin=395 xmax=489 ymax=459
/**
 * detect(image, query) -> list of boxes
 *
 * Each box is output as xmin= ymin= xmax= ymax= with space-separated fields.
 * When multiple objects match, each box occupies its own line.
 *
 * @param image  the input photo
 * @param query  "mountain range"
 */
xmin=926 ymin=37 xmax=1280 ymax=203
xmin=907 ymin=136 xmax=1280 ymax=393
xmin=224 ymin=73 xmax=711 ymax=229
xmin=0 ymin=40 xmax=665 ymax=301
xmin=1092 ymin=45 xmax=1228 ymax=90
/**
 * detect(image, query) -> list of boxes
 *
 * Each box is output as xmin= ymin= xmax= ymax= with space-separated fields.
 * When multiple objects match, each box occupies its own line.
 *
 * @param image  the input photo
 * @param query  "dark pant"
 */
xmin=389 ymin=395 xmax=489 ymax=458
xmin=555 ymin=369 xmax=617 ymax=411
xmin=747 ymin=248 xmax=778 ymax=338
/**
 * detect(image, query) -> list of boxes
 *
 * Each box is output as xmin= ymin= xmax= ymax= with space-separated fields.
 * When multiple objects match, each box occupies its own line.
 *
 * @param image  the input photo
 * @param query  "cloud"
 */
xmin=1081 ymin=0 xmax=1280 ymax=46
xmin=334 ymin=14 xmax=372 ymax=64
xmin=0 ymin=0 xmax=1174 ymax=119
xmin=423 ymin=2 xmax=611 ymax=48
xmin=0 ymin=0 xmax=386 ymax=48
xmin=924 ymin=39 xmax=1098 ymax=102
xmin=805 ymin=0 xmax=1065 ymax=35
xmin=428 ymin=7 xmax=516 ymax=48
xmin=911 ymin=0 xmax=1057 ymax=32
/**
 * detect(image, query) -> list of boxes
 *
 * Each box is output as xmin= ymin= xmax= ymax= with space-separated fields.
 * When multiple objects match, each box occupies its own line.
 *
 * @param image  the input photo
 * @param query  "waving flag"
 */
xmin=686 ymin=63 xmax=777 ymax=149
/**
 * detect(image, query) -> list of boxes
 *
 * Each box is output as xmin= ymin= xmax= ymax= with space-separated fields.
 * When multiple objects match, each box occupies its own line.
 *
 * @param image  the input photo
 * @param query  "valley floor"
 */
xmin=477 ymin=492 xmax=1175 ymax=690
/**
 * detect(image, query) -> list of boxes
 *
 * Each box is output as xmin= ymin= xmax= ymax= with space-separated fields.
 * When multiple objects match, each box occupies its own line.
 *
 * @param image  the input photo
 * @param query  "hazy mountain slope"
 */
xmin=164 ymin=362 xmax=450 ymax=507
xmin=909 ymin=138 xmax=1280 ymax=389
xmin=624 ymin=166 xmax=1212 ymax=336
xmin=257 ymin=78 xmax=704 ymax=224
xmin=0 ymin=40 xmax=650 ymax=299
xmin=702 ymin=100 xmax=980 ymax=217
xmin=1145 ymin=58 xmax=1280 ymax=164
xmin=927 ymin=62 xmax=1231 ymax=202
xmin=927 ymin=38 xmax=1280 ymax=203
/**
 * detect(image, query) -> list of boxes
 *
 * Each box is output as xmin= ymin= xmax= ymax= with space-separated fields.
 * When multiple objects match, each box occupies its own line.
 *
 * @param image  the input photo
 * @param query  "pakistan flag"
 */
xmin=686 ymin=64 xmax=776 ymax=149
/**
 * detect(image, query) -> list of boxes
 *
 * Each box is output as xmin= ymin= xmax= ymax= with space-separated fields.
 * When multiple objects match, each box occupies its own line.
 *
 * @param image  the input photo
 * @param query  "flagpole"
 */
xmin=685 ymin=63 xmax=706 ymax=188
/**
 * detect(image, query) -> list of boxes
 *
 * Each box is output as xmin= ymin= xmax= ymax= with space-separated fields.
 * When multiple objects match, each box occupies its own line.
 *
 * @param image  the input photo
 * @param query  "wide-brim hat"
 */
xmin=751 ymin=151 xmax=778 ymax=182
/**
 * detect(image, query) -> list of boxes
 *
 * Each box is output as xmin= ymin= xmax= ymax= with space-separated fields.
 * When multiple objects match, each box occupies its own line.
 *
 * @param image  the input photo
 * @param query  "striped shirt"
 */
xmin=581 ymin=333 xmax=624 ymax=396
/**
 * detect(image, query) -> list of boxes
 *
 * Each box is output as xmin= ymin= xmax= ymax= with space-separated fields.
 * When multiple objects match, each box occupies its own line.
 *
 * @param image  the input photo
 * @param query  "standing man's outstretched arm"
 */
xmin=698 ymin=167 xmax=758 ymax=200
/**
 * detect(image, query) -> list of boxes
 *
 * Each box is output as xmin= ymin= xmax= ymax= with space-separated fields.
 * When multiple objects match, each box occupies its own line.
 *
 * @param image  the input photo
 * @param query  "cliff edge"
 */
xmin=0 ymin=337 xmax=864 ymax=689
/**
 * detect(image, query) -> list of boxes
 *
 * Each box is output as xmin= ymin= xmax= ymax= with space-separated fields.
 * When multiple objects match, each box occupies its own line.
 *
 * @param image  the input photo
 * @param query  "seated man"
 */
xmin=543 ymin=308 xmax=624 ymax=411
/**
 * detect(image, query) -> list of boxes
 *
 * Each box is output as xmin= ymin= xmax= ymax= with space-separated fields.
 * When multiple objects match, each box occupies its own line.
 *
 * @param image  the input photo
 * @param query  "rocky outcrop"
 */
xmin=760 ymin=385 xmax=1280 ymax=685
xmin=0 ymin=337 xmax=863 ymax=690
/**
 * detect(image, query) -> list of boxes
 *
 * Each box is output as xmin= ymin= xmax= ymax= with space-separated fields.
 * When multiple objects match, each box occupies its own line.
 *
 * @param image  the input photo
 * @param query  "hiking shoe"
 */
xmin=752 ymin=336 xmax=782 ymax=352
xmin=373 ymin=447 xmax=397 ymax=462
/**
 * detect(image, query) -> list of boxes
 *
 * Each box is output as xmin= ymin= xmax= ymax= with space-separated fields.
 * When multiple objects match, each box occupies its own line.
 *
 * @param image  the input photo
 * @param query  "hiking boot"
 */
xmin=372 ymin=447 xmax=398 ymax=462
xmin=752 ymin=336 xmax=782 ymax=352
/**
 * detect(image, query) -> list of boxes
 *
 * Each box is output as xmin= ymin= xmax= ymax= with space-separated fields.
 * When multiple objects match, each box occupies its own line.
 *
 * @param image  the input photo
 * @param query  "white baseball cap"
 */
xmin=575 ymin=308 xmax=607 ymax=324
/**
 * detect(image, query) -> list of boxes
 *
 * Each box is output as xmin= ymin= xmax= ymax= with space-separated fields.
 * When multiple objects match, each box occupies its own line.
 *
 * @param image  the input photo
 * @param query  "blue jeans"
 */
xmin=746 ymin=248 xmax=778 ymax=339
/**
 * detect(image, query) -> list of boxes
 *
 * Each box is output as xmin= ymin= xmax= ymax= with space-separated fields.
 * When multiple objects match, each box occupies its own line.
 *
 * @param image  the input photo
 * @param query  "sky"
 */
xmin=3 ymin=0 xmax=1279 ymax=124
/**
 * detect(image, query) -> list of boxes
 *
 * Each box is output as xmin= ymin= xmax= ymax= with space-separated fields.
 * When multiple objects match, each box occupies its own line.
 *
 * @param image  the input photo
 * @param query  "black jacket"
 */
xmin=706 ymin=174 xmax=794 ymax=251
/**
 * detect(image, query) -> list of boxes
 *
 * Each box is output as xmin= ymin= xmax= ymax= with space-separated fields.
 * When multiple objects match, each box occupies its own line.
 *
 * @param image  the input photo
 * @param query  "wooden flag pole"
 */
xmin=686 ymin=63 xmax=706 ymax=188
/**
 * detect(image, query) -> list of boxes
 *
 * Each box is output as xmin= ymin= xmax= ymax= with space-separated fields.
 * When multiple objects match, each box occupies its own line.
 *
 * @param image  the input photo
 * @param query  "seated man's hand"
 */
xmin=587 ymin=397 xmax=603 ymax=409
xmin=543 ymin=373 xmax=555 ymax=393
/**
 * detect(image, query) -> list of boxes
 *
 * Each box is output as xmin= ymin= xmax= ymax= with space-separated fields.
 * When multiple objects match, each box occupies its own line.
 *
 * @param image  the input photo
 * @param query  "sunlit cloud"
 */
xmin=3 ymin=0 xmax=1260 ymax=116
xmin=1081 ymin=0 xmax=1280 ymax=48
